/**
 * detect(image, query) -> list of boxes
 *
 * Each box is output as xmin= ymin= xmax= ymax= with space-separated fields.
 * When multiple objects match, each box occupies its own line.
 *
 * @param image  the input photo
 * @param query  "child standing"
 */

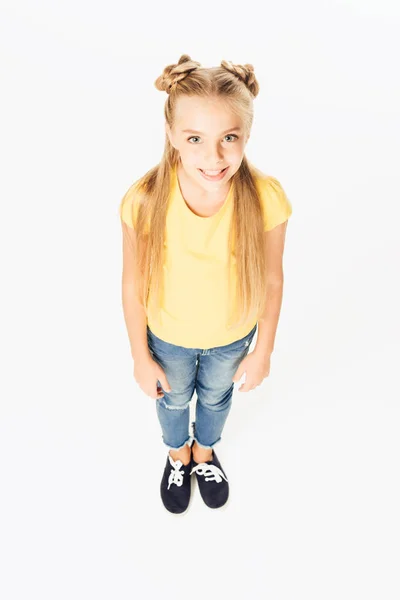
xmin=119 ymin=55 xmax=292 ymax=514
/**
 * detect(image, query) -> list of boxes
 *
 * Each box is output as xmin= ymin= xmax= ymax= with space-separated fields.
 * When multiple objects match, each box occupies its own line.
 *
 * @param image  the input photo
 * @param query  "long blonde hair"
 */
xmin=125 ymin=54 xmax=269 ymax=331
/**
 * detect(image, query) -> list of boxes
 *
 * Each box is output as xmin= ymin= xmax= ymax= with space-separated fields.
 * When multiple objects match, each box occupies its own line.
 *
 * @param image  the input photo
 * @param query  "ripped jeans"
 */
xmin=146 ymin=323 xmax=258 ymax=451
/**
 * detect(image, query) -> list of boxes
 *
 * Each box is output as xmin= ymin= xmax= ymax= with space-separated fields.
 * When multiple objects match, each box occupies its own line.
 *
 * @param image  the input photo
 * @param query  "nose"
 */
xmin=204 ymin=144 xmax=224 ymax=166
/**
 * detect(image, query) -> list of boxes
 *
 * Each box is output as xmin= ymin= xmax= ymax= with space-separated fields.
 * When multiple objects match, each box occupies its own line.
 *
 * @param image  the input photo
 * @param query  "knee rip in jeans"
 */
xmin=159 ymin=397 xmax=190 ymax=411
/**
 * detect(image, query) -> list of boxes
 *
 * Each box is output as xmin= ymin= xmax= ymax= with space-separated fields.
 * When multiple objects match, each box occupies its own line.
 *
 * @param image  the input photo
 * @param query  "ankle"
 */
xmin=192 ymin=442 xmax=213 ymax=462
xmin=169 ymin=444 xmax=191 ymax=465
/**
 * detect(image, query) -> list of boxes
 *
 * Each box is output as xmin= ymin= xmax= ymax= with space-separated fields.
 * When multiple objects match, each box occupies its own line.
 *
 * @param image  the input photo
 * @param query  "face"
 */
xmin=166 ymin=96 xmax=250 ymax=193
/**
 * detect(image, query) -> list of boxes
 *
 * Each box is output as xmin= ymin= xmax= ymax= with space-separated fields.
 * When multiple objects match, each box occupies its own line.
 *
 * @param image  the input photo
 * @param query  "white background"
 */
xmin=1 ymin=1 xmax=399 ymax=598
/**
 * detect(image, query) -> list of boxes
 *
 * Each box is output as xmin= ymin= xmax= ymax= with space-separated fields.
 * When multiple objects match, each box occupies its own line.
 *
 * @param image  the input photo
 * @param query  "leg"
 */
xmin=147 ymin=326 xmax=198 ymax=464
xmin=193 ymin=324 xmax=257 ymax=456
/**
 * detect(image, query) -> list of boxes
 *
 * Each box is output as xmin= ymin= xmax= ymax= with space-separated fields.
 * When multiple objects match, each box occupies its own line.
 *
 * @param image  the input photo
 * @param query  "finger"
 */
xmin=233 ymin=370 xmax=243 ymax=383
xmin=158 ymin=375 xmax=172 ymax=393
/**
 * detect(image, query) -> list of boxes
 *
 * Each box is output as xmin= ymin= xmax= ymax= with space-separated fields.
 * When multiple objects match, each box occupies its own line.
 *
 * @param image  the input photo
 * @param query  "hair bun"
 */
xmin=155 ymin=54 xmax=202 ymax=93
xmin=220 ymin=60 xmax=259 ymax=98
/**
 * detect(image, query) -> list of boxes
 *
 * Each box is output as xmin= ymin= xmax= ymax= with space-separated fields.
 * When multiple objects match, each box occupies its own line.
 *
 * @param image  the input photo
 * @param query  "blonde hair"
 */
xmin=124 ymin=54 xmax=269 ymax=331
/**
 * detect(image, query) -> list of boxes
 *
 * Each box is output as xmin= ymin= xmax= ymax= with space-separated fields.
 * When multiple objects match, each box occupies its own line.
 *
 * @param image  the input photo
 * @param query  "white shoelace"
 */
xmin=167 ymin=456 xmax=185 ymax=489
xmin=190 ymin=463 xmax=228 ymax=483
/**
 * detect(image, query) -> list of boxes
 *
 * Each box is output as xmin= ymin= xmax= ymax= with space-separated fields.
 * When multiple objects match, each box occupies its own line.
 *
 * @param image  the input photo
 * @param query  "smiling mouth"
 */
xmin=198 ymin=167 xmax=228 ymax=175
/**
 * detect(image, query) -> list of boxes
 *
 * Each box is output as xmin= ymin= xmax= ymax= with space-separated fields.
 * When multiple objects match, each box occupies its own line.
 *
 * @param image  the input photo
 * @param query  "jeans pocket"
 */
xmin=216 ymin=324 xmax=257 ymax=359
xmin=238 ymin=323 xmax=257 ymax=349
xmin=147 ymin=329 xmax=188 ymax=362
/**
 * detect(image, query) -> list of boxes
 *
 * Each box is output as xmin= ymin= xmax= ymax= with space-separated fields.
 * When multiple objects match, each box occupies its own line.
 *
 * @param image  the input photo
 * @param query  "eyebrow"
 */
xmin=181 ymin=127 xmax=242 ymax=135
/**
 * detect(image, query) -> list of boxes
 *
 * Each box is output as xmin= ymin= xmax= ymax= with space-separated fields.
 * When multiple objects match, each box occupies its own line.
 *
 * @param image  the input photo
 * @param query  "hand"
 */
xmin=134 ymin=353 xmax=172 ymax=399
xmin=232 ymin=350 xmax=271 ymax=392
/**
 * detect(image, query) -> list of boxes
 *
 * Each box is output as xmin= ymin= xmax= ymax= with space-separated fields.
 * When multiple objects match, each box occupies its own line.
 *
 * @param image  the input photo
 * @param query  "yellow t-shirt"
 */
xmin=119 ymin=164 xmax=292 ymax=349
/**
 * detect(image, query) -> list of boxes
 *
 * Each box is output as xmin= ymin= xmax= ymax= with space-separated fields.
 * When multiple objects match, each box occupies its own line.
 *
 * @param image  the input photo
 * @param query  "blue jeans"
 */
xmin=146 ymin=323 xmax=258 ymax=451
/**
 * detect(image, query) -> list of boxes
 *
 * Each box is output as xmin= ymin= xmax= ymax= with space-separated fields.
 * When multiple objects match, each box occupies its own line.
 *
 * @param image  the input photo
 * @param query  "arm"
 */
xmin=253 ymin=220 xmax=289 ymax=356
xmin=121 ymin=220 xmax=151 ymax=362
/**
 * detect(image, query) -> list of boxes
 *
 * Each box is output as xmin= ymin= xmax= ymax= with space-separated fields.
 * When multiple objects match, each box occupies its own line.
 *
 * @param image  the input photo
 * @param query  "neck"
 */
xmin=177 ymin=162 xmax=230 ymax=200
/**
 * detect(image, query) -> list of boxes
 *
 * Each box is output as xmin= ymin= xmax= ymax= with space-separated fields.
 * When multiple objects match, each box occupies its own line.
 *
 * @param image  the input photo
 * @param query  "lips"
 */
xmin=198 ymin=166 xmax=229 ymax=181
xmin=199 ymin=167 xmax=227 ymax=175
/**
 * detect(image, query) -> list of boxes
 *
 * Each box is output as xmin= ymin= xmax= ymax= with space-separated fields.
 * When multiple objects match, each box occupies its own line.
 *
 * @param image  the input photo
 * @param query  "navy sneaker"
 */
xmin=190 ymin=449 xmax=229 ymax=509
xmin=160 ymin=453 xmax=193 ymax=514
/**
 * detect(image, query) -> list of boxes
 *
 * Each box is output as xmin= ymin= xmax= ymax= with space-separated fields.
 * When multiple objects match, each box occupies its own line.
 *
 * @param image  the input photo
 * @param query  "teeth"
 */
xmin=202 ymin=169 xmax=224 ymax=175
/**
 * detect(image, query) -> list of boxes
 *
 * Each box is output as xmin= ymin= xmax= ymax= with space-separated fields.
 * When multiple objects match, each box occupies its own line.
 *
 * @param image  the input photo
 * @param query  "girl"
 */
xmin=119 ymin=55 xmax=292 ymax=514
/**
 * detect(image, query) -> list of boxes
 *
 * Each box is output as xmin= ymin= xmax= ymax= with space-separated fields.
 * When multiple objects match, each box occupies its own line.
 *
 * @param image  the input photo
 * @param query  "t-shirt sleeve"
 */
xmin=119 ymin=181 xmax=141 ymax=229
xmin=258 ymin=176 xmax=293 ymax=231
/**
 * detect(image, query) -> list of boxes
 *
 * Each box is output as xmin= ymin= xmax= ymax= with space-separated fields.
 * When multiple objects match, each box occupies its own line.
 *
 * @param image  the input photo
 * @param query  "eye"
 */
xmin=187 ymin=134 xmax=239 ymax=144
